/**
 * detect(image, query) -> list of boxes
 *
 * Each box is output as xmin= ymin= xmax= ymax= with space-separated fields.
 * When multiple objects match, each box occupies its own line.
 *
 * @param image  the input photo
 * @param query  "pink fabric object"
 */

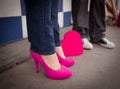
xmin=57 ymin=53 xmax=75 ymax=67
xmin=30 ymin=50 xmax=72 ymax=80
xmin=61 ymin=30 xmax=83 ymax=56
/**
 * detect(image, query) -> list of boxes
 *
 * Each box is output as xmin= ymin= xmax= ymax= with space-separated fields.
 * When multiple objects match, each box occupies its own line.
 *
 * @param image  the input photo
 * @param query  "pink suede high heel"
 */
xmin=30 ymin=50 xmax=73 ymax=80
xmin=57 ymin=54 xmax=75 ymax=67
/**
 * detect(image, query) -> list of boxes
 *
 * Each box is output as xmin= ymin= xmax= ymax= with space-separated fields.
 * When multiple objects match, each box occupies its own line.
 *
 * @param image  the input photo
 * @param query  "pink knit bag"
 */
xmin=61 ymin=30 xmax=83 ymax=56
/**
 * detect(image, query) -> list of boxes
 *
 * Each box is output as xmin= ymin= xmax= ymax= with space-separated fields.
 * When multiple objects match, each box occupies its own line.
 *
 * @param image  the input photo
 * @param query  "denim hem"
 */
xmin=55 ymin=43 xmax=61 ymax=47
xmin=30 ymin=46 xmax=56 ymax=55
xmin=90 ymin=34 xmax=106 ymax=43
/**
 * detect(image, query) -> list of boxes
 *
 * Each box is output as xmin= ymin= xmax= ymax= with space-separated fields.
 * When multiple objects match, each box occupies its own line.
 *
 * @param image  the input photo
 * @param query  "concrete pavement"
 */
xmin=0 ymin=25 xmax=120 ymax=89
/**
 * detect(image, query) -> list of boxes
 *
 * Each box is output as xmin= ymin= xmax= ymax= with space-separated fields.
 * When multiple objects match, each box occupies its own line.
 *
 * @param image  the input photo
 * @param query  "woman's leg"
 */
xmin=51 ymin=0 xmax=66 ymax=58
xmin=25 ymin=0 xmax=60 ymax=69
xmin=51 ymin=0 xmax=60 ymax=47
xmin=25 ymin=0 xmax=55 ymax=55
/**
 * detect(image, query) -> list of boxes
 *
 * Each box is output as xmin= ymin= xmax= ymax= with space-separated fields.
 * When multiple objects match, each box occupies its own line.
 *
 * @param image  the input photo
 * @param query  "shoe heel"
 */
xmin=33 ymin=58 xmax=39 ymax=73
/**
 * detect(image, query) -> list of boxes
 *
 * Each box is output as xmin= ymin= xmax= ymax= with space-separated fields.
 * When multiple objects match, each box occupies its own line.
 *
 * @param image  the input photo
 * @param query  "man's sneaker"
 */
xmin=98 ymin=38 xmax=115 ymax=49
xmin=82 ymin=38 xmax=93 ymax=50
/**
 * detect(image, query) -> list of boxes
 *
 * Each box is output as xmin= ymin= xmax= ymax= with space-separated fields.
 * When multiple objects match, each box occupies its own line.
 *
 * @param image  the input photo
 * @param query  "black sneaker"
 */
xmin=98 ymin=38 xmax=115 ymax=49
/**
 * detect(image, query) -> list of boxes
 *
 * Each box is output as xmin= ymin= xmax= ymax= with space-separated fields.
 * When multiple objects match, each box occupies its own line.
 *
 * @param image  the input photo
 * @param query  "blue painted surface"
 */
xmin=0 ymin=17 xmax=23 ymax=44
xmin=64 ymin=11 xmax=71 ymax=27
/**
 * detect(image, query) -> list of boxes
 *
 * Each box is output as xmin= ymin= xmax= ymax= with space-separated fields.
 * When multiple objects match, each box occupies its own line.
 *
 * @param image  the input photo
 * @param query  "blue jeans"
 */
xmin=25 ymin=0 xmax=60 ymax=55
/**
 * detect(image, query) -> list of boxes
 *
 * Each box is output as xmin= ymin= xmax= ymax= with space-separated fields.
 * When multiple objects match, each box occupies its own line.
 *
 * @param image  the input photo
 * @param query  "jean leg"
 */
xmin=72 ymin=0 xmax=80 ymax=30
xmin=25 ymin=0 xmax=55 ymax=55
xmin=51 ymin=0 xmax=60 ymax=47
xmin=77 ymin=0 xmax=89 ymax=29
xmin=72 ymin=0 xmax=89 ymax=38
xmin=89 ymin=0 xmax=106 ymax=42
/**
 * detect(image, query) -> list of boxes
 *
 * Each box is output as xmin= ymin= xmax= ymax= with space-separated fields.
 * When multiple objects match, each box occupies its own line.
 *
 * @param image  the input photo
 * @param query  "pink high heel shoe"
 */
xmin=57 ymin=54 xmax=75 ymax=67
xmin=30 ymin=50 xmax=73 ymax=80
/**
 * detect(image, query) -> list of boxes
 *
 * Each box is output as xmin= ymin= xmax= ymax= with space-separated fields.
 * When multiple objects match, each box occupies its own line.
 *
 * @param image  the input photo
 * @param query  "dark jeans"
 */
xmin=25 ymin=0 xmax=60 ymax=55
xmin=72 ymin=0 xmax=106 ymax=42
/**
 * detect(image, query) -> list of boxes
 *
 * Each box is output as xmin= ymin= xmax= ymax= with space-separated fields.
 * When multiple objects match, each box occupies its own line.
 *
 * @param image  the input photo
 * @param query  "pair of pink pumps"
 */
xmin=30 ymin=50 xmax=75 ymax=80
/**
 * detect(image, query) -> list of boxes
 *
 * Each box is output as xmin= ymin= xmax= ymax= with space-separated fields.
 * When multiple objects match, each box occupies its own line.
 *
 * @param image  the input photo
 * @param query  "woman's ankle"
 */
xmin=41 ymin=53 xmax=61 ymax=70
xmin=55 ymin=46 xmax=66 ymax=58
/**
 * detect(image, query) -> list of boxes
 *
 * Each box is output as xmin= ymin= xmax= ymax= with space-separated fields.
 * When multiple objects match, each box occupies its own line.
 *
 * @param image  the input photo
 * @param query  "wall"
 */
xmin=0 ymin=0 xmax=72 ymax=44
